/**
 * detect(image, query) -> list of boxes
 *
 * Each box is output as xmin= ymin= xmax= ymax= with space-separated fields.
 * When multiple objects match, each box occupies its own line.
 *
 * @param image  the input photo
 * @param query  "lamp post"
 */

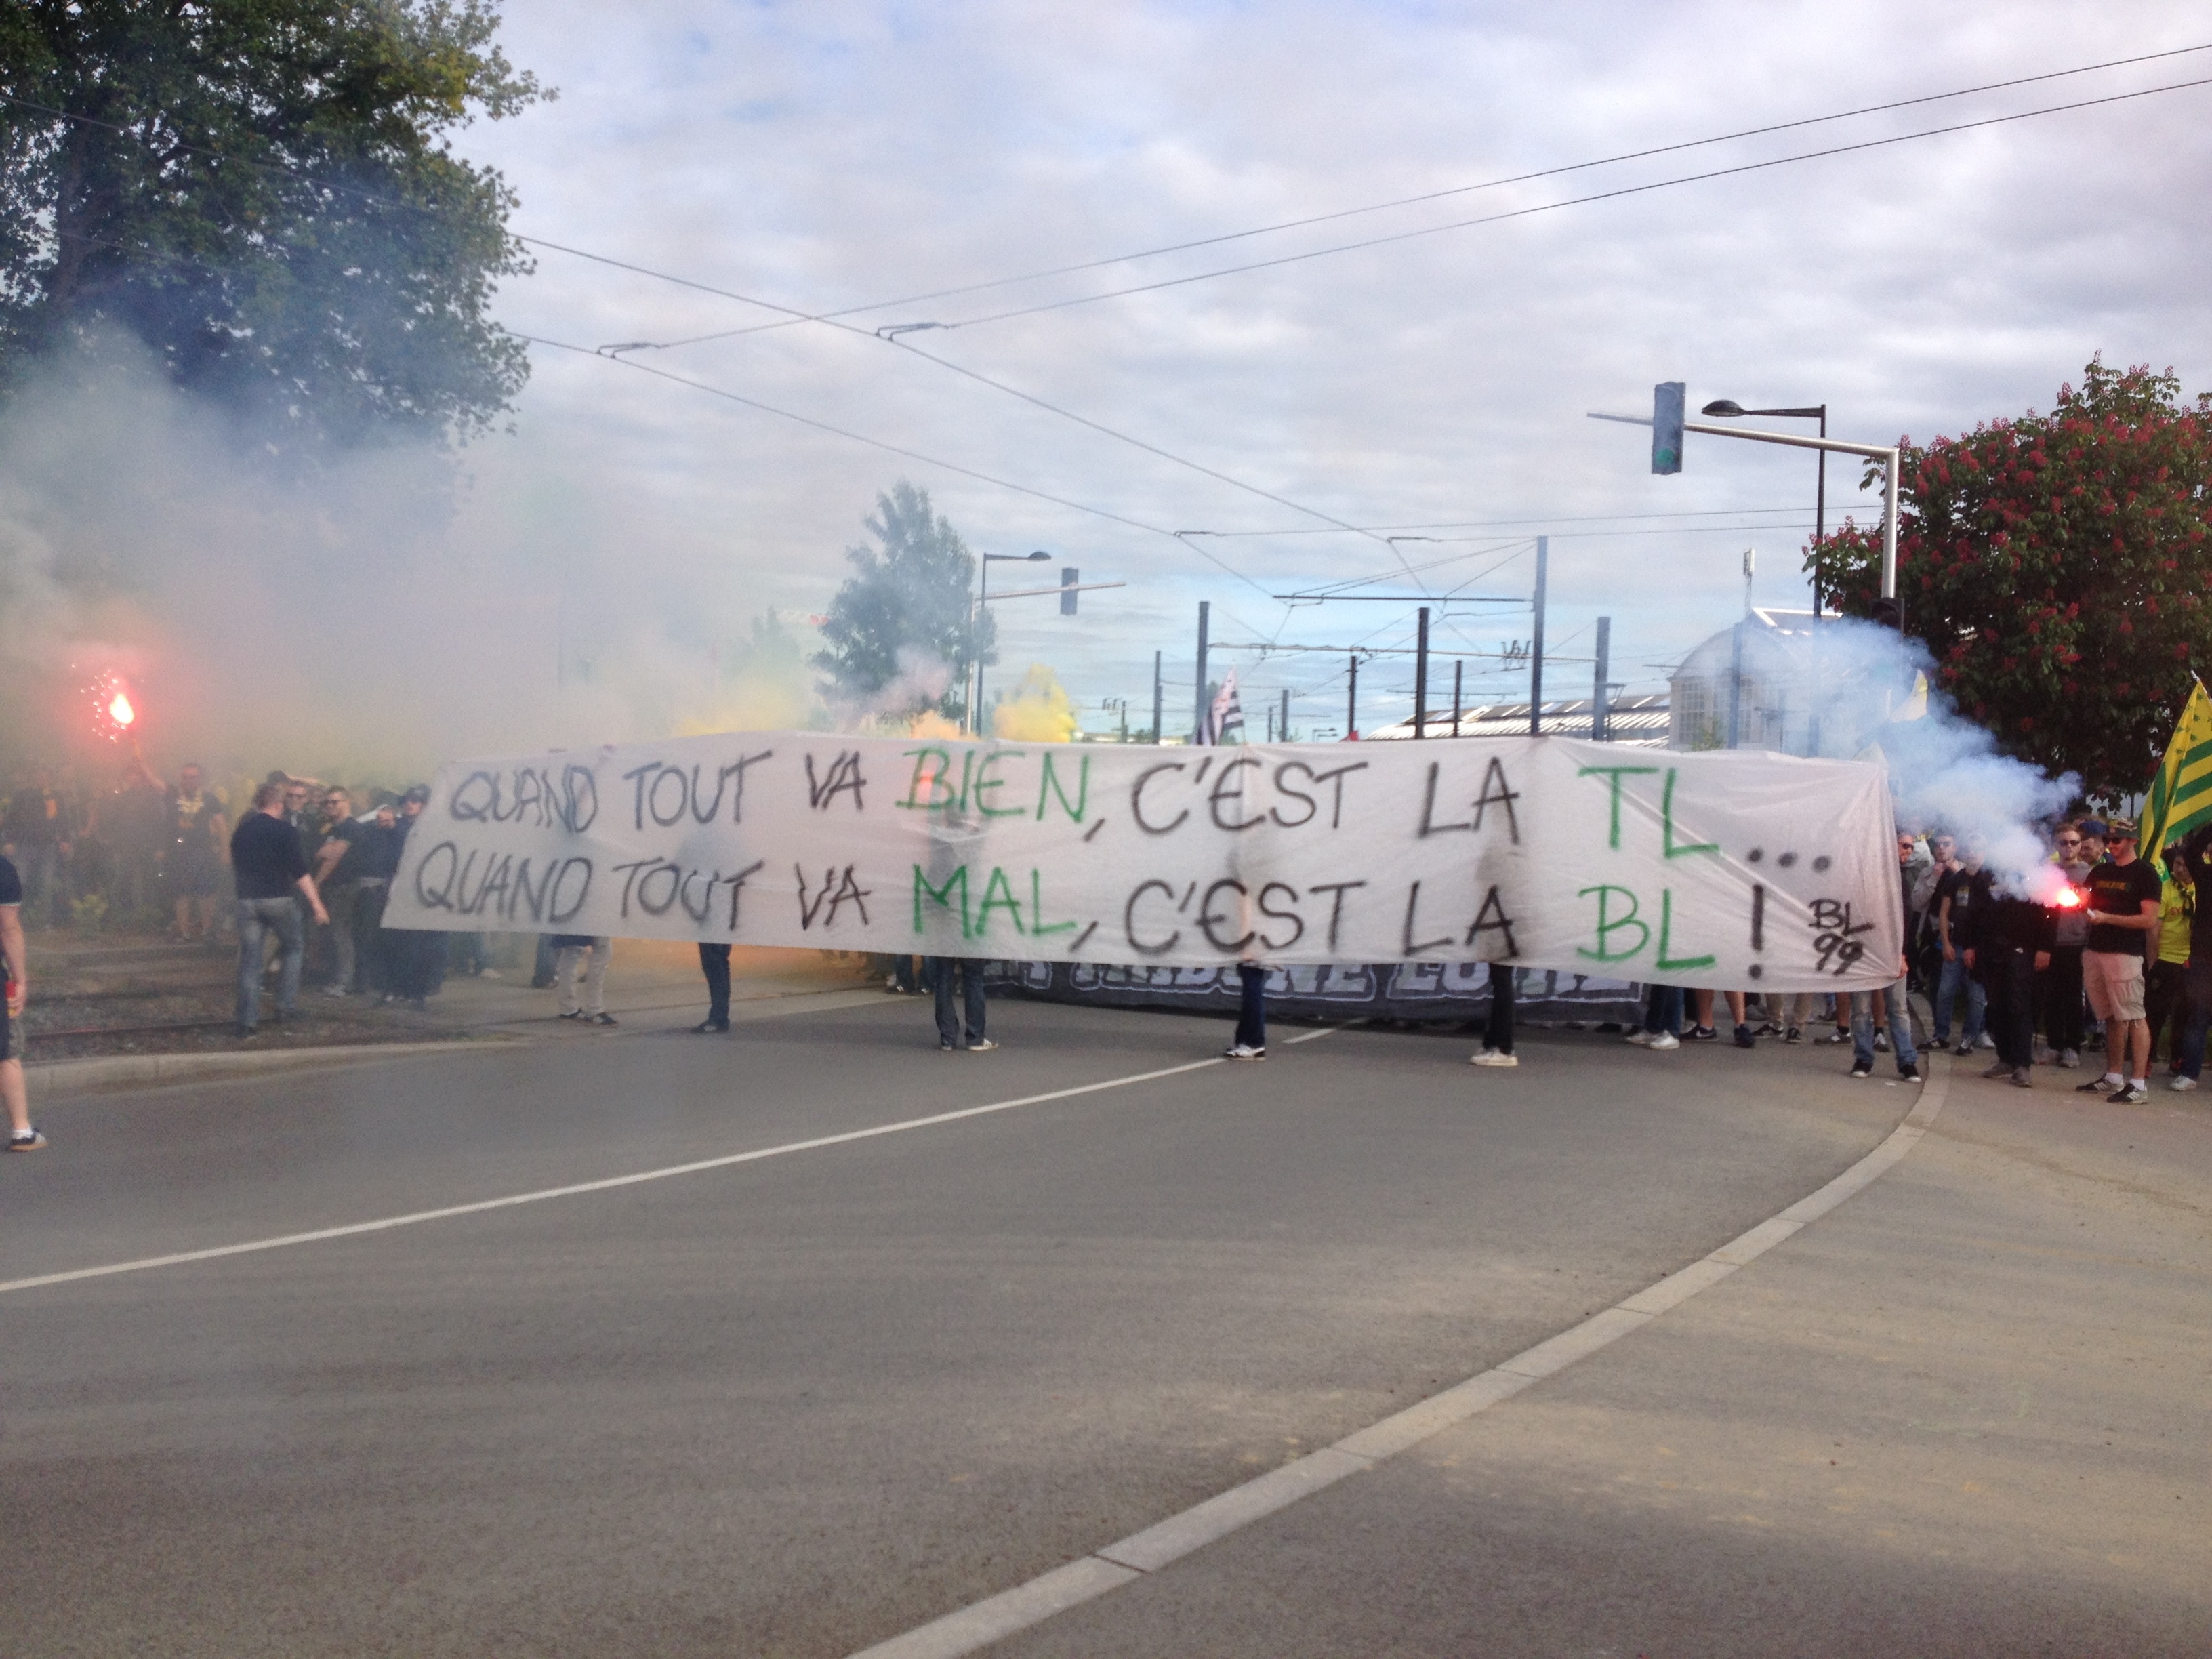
xmin=1700 ymin=400 xmax=1827 ymax=615
xmin=971 ymin=550 xmax=1052 ymax=733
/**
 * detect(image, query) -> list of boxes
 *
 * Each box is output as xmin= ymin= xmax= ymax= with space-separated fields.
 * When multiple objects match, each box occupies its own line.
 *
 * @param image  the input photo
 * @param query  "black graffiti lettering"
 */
xmin=1416 ymin=762 xmax=1473 ymax=836
xmin=1270 ymin=762 xmax=1318 ymax=828
xmin=413 ymin=840 xmax=459 ymax=909
xmin=805 ymin=751 xmax=867 ymax=812
xmin=1310 ymin=761 xmax=1369 ymax=829
xmin=1197 ymin=878 xmax=1254 ymax=951
xmin=508 ymin=857 xmax=550 ymax=922
xmin=448 ymin=849 xmax=485 ymax=915
xmin=636 ymin=861 xmax=682 ymax=916
xmin=1465 ymin=884 xmax=1518 ymax=956
xmin=612 ymin=858 xmax=657 ymax=915
xmin=680 ymin=867 xmax=716 ymax=924
xmin=725 ymin=750 xmax=773 ymax=822
xmin=559 ymin=766 xmax=598 ymax=834
xmin=1125 ymin=880 xmax=1181 ymax=956
xmin=621 ymin=763 xmax=659 ymax=830
xmin=475 ymin=854 xmax=513 ymax=918
xmin=1131 ymin=762 xmax=1191 ymax=835
xmin=724 ymin=860 xmax=765 ymax=930
xmin=648 ymin=768 xmax=689 ymax=827
xmin=1207 ymin=756 xmax=1264 ymax=831
xmin=546 ymin=858 xmax=592 ymax=924
xmin=1309 ymin=880 xmax=1366 ymax=953
xmin=1473 ymin=756 xmax=1521 ymax=843
xmin=796 ymin=863 xmax=872 ymax=930
xmin=1257 ymin=881 xmax=1305 ymax=950
xmin=1402 ymin=880 xmax=1454 ymax=956
xmin=449 ymin=771 xmax=496 ymax=821
xmin=513 ymin=768 xmax=544 ymax=826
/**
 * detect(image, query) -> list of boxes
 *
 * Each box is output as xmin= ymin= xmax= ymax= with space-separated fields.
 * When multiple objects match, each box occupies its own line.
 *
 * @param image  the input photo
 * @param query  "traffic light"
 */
xmin=1061 ymin=567 xmax=1079 ymax=615
xmin=1652 ymin=382 xmax=1685 ymax=474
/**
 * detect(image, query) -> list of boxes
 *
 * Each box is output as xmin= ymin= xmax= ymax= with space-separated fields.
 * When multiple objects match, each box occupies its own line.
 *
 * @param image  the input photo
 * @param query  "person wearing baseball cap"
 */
xmin=2076 ymin=817 xmax=2163 ymax=1104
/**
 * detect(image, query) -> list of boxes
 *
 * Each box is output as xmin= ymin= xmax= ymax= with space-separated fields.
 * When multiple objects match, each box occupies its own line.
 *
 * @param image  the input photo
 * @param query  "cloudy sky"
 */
xmin=448 ymin=0 xmax=2212 ymax=743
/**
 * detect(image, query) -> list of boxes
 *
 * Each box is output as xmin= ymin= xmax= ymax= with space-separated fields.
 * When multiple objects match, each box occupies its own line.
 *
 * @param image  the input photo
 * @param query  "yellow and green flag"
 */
xmin=2142 ymin=676 xmax=2212 ymax=874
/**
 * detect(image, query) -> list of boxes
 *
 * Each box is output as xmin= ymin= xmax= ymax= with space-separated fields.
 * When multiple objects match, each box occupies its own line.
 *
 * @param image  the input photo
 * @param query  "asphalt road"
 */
xmin=3 ymin=997 xmax=1938 ymax=1656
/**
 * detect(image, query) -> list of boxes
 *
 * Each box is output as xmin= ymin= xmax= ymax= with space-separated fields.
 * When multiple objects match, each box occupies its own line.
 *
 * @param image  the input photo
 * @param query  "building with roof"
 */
xmin=1364 ymin=692 xmax=1670 ymax=746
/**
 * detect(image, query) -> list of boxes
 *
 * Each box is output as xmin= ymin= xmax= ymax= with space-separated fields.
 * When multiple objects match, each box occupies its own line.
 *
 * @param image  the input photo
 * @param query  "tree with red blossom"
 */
xmin=1807 ymin=359 xmax=2212 ymax=799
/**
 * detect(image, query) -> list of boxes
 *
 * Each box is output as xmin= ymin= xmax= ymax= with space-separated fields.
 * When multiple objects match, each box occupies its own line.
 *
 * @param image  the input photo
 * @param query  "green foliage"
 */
xmin=0 ymin=0 xmax=546 ymax=453
xmin=815 ymin=481 xmax=994 ymax=721
xmin=1807 ymin=360 xmax=2212 ymax=798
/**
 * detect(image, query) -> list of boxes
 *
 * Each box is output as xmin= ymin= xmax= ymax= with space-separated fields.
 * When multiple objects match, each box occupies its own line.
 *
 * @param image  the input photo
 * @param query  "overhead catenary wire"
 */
xmin=922 ymin=73 xmax=2212 ymax=329
xmin=537 ymin=41 xmax=2212 ymax=347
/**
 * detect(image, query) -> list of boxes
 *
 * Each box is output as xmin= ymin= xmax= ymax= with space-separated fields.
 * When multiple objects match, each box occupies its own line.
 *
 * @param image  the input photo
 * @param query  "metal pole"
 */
xmin=1279 ymin=686 xmax=1289 ymax=745
xmin=1592 ymin=617 xmax=1610 ymax=742
xmin=1151 ymin=650 xmax=1162 ymax=745
xmin=1451 ymin=659 xmax=1462 ymax=736
xmin=1193 ymin=600 xmax=1210 ymax=743
xmin=1727 ymin=620 xmax=1744 ymax=748
xmin=1529 ymin=536 xmax=1548 ymax=736
xmin=1414 ymin=607 xmax=1430 ymax=739
xmin=1347 ymin=653 xmax=1358 ymax=737
xmin=972 ymin=560 xmax=991 ymax=735
xmin=1812 ymin=406 xmax=1827 ymax=617
xmin=1881 ymin=451 xmax=1900 ymax=608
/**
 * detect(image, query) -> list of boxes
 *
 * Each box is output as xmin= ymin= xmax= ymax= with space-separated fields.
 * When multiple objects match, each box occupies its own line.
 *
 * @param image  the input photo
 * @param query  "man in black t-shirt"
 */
xmin=230 ymin=782 xmax=329 ymax=1037
xmin=2077 ymin=817 xmax=2164 ymax=1103
xmin=1 ymin=851 xmax=45 ymax=1149
xmin=1932 ymin=841 xmax=1991 ymax=1052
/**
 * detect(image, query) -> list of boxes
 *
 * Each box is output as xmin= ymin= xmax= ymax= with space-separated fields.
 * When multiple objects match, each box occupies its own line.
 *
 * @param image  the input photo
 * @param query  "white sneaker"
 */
xmin=1469 ymin=1049 xmax=1519 ymax=1067
xmin=966 ymin=1038 xmax=1000 ymax=1052
xmin=2172 ymin=1076 xmax=2199 ymax=1092
xmin=1646 ymin=1032 xmax=1681 ymax=1051
xmin=1223 ymin=1043 xmax=1265 ymax=1060
xmin=1624 ymin=1029 xmax=1654 ymax=1046
xmin=1977 ymin=1033 xmax=1997 ymax=1050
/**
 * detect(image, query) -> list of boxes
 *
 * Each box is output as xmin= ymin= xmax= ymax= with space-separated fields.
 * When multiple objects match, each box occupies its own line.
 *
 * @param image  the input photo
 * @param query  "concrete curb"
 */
xmin=27 ymin=1040 xmax=514 ymax=1098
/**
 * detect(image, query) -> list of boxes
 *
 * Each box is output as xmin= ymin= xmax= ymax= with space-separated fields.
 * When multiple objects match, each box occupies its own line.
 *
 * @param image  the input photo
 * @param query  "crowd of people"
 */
xmin=1614 ymin=814 xmax=2209 ymax=1105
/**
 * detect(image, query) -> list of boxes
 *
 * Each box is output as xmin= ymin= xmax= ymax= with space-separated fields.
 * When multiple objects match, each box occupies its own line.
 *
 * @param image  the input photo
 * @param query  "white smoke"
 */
xmin=1793 ymin=617 xmax=2079 ymax=898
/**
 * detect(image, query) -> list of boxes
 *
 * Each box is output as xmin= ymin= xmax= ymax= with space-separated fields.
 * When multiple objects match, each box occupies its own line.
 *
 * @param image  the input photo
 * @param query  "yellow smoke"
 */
xmin=909 ymin=710 xmax=962 ymax=740
xmin=992 ymin=665 xmax=1079 ymax=743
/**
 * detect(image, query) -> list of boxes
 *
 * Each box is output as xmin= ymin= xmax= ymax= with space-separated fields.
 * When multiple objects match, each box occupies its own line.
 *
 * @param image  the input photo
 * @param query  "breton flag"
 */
xmin=1201 ymin=669 xmax=1247 ymax=746
xmin=2142 ymin=676 xmax=2212 ymax=874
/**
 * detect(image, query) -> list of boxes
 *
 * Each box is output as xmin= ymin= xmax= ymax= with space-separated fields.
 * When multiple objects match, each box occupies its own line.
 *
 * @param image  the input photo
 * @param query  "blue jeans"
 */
xmin=1852 ymin=980 xmax=1919 ymax=1071
xmin=1234 ymin=963 xmax=1267 ymax=1049
xmin=236 ymin=896 xmax=304 ymax=1029
xmin=2175 ymin=962 xmax=2211 ymax=1082
xmin=1932 ymin=955 xmax=1984 ymax=1046
xmin=927 ymin=957 xmax=987 ymax=1046
xmin=1642 ymin=983 xmax=1683 ymax=1036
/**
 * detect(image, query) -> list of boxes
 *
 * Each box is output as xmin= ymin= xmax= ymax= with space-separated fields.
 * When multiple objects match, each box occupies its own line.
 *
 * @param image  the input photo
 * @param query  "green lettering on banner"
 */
xmin=1576 ymin=764 xmax=1660 ymax=850
xmin=975 ymin=865 xmax=1026 ymax=936
xmin=974 ymin=750 xmax=1027 ymax=817
xmin=898 ymin=748 xmax=954 ymax=811
xmin=1662 ymin=769 xmax=1720 ymax=859
xmin=956 ymin=750 xmax=975 ymax=813
xmin=1653 ymin=888 xmax=1715 ymax=970
xmin=1029 ymin=869 xmax=1078 ymax=935
xmin=1036 ymin=752 xmax=1090 ymax=823
xmin=914 ymin=864 xmax=970 ymax=935
xmin=1576 ymin=884 xmax=1650 ymax=962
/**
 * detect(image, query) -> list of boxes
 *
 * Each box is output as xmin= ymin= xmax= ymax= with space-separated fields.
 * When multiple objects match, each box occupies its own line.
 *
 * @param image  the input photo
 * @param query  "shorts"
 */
xmin=2083 ymin=949 xmax=2146 ymax=1023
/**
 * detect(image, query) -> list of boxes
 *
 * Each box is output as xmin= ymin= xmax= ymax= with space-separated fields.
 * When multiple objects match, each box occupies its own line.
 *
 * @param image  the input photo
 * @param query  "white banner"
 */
xmin=383 ymin=732 xmax=1902 ymax=991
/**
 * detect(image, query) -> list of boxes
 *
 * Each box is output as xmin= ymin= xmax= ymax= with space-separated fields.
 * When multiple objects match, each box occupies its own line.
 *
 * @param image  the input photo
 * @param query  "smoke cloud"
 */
xmin=1793 ymin=618 xmax=2081 ymax=895
xmin=0 ymin=339 xmax=800 ymax=783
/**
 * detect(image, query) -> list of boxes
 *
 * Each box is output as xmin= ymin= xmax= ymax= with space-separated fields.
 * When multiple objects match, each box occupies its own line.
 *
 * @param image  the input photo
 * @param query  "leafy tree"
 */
xmin=0 ymin=0 xmax=546 ymax=452
xmin=1807 ymin=360 xmax=2212 ymax=798
xmin=815 ymin=480 xmax=994 ymax=722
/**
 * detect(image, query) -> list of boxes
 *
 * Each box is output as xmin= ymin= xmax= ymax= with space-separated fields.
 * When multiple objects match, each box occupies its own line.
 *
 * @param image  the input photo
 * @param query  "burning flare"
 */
xmin=109 ymin=689 xmax=135 ymax=728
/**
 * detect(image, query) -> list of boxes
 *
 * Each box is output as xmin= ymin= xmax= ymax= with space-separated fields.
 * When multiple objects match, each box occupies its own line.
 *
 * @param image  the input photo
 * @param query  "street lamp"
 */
xmin=972 ymin=551 xmax=1052 ymax=733
xmin=1702 ymin=399 xmax=1828 ymax=616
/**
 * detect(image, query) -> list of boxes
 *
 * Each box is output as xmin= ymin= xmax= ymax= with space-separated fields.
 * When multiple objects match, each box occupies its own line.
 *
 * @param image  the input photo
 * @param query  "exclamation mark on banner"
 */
xmin=1748 ymin=883 xmax=1767 ymax=979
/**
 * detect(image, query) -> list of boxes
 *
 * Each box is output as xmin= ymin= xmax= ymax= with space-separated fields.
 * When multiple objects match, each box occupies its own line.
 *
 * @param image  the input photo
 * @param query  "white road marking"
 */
xmin=846 ymin=1061 xmax=1952 ymax=1659
xmin=0 ymin=1028 xmax=1347 ymax=1297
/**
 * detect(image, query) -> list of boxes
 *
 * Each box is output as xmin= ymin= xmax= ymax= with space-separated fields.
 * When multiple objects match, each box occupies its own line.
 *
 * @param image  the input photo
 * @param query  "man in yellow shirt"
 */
xmin=2146 ymin=856 xmax=2194 ymax=1073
